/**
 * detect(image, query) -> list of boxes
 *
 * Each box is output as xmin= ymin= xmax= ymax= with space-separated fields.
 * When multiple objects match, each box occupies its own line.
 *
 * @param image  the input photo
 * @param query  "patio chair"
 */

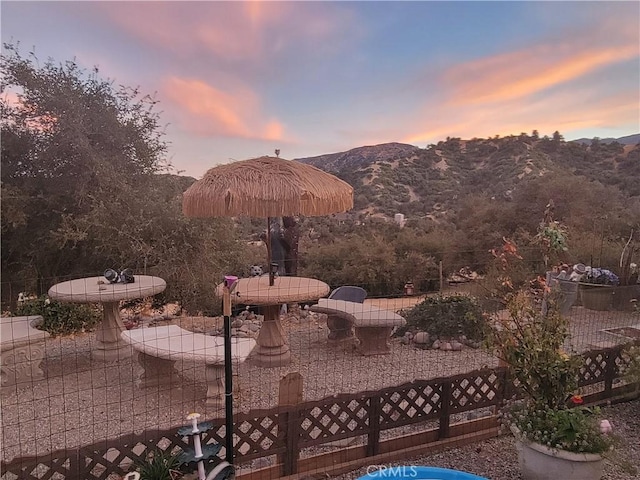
xmin=328 ymin=285 xmax=367 ymax=304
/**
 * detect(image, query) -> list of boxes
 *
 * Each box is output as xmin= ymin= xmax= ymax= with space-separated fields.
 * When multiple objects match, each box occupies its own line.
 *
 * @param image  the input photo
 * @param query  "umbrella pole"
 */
xmin=267 ymin=217 xmax=274 ymax=286
xmin=222 ymin=278 xmax=236 ymax=466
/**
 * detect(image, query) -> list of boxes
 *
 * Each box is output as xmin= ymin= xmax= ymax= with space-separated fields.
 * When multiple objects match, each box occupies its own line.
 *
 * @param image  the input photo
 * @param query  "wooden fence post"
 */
xmin=278 ymin=372 xmax=303 ymax=476
xmin=366 ymin=395 xmax=381 ymax=457
xmin=438 ymin=382 xmax=451 ymax=439
xmin=604 ymin=348 xmax=617 ymax=396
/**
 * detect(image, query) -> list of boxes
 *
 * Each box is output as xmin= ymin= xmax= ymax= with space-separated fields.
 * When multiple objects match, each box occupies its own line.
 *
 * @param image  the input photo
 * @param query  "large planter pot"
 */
xmin=512 ymin=428 xmax=604 ymax=480
xmin=611 ymin=284 xmax=640 ymax=311
xmin=579 ymin=283 xmax=614 ymax=311
xmin=544 ymin=272 xmax=579 ymax=316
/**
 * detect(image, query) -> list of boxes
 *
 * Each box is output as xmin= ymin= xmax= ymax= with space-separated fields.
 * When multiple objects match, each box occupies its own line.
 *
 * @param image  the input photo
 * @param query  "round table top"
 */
xmin=218 ymin=276 xmax=329 ymax=305
xmin=48 ymin=275 xmax=166 ymax=303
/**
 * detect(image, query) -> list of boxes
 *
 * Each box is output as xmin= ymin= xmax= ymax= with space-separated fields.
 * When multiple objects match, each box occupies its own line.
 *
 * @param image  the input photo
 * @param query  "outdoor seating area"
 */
xmin=1 ymin=297 xmax=638 ymax=475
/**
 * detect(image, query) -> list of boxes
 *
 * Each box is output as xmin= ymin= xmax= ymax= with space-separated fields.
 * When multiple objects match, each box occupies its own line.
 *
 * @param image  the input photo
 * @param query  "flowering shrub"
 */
xmin=487 ymin=239 xmax=612 ymax=454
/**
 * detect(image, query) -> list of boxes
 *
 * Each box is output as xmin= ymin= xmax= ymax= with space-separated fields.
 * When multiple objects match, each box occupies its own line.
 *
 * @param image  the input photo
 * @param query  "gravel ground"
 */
xmin=1 ymin=304 xmax=637 ymax=473
xmin=331 ymin=398 xmax=640 ymax=480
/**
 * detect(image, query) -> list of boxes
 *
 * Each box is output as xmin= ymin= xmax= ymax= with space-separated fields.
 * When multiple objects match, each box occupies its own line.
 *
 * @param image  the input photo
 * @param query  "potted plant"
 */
xmin=487 ymin=240 xmax=613 ymax=480
xmin=579 ymin=267 xmax=619 ymax=311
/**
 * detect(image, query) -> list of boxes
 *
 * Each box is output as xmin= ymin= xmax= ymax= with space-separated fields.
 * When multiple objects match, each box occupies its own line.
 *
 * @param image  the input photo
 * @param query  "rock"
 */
xmin=431 ymin=340 xmax=441 ymax=350
xmin=413 ymin=332 xmax=430 ymax=344
xmin=249 ymin=323 xmax=260 ymax=332
xmin=441 ymin=342 xmax=452 ymax=351
xmin=451 ymin=340 xmax=464 ymax=351
xmin=231 ymin=318 xmax=244 ymax=328
xmin=400 ymin=336 xmax=411 ymax=345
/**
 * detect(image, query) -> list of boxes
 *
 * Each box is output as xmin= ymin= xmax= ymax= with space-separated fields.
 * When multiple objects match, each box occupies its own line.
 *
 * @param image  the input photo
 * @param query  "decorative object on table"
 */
xmin=176 ymin=413 xmax=231 ymax=480
xmin=182 ymin=155 xmax=353 ymax=286
xmin=249 ymin=265 xmax=263 ymax=277
xmin=487 ymin=239 xmax=614 ymax=480
xmin=104 ymin=268 xmax=135 ymax=284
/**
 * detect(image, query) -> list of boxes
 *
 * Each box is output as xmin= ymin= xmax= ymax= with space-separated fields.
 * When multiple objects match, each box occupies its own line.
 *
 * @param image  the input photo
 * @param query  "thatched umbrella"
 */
xmin=183 ymin=155 xmax=354 ymax=282
xmin=183 ymin=155 xmax=353 ymax=217
xmin=181 ymin=155 xmax=352 ymax=468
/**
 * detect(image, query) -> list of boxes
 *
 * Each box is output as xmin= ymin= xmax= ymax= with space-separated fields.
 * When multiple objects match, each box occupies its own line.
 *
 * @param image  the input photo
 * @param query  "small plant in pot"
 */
xmin=487 ymin=239 xmax=613 ymax=480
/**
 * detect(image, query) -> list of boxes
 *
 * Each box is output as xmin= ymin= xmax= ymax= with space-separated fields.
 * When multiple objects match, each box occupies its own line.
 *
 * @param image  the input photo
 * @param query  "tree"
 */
xmin=1 ymin=44 xmax=245 ymax=312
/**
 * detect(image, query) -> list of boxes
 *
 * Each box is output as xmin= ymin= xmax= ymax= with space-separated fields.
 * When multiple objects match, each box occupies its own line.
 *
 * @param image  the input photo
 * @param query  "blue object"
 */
xmin=356 ymin=466 xmax=488 ymax=480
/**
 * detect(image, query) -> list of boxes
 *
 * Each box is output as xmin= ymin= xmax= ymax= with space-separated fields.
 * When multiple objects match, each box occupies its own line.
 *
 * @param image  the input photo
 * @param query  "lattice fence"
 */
xmin=1 ymin=343 xmax=636 ymax=480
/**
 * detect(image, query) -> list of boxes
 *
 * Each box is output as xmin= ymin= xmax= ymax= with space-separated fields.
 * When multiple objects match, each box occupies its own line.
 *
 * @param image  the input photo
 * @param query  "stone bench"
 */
xmin=310 ymin=299 xmax=406 ymax=355
xmin=121 ymin=325 xmax=255 ymax=408
xmin=1 ymin=316 xmax=50 ymax=390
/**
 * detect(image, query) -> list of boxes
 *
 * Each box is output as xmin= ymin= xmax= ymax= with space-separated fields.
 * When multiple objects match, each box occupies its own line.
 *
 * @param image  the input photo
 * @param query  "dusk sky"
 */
xmin=2 ymin=1 xmax=639 ymax=178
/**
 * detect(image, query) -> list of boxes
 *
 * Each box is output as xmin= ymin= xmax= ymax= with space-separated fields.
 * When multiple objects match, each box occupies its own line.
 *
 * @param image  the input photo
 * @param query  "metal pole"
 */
xmin=222 ymin=277 xmax=237 ymax=466
xmin=267 ymin=217 xmax=274 ymax=285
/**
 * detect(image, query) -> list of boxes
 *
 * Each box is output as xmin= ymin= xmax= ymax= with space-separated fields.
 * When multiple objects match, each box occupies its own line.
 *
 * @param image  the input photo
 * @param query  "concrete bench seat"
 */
xmin=1 ymin=316 xmax=50 ymax=390
xmin=310 ymin=299 xmax=406 ymax=355
xmin=121 ymin=325 xmax=255 ymax=408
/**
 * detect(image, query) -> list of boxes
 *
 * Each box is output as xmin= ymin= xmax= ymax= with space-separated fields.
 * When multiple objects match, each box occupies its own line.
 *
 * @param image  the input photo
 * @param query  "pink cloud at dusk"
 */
xmin=445 ymin=43 xmax=638 ymax=105
xmin=439 ymin=11 xmax=638 ymax=105
xmin=162 ymin=76 xmax=286 ymax=142
xmin=405 ymin=87 xmax=638 ymax=145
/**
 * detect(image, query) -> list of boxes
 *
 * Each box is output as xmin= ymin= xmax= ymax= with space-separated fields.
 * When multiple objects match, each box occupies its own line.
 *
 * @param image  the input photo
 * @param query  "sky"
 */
xmin=2 ymin=1 xmax=639 ymax=178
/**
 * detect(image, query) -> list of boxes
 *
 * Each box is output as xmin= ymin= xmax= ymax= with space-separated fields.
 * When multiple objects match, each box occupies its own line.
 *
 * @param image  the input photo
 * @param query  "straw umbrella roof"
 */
xmin=182 ymin=156 xmax=353 ymax=218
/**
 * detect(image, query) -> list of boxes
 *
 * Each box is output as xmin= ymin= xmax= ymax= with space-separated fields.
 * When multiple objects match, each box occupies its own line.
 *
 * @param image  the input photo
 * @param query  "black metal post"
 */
xmin=222 ymin=278 xmax=237 ymax=467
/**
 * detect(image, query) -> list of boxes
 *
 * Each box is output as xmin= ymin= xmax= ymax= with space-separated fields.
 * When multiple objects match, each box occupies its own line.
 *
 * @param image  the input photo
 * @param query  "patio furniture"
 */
xmin=1 ymin=315 xmax=49 ymax=390
xmin=217 ymin=275 xmax=329 ymax=367
xmin=48 ymin=275 xmax=166 ymax=361
xmin=325 ymin=286 xmax=367 ymax=342
xmin=310 ymin=298 xmax=406 ymax=355
xmin=121 ymin=325 xmax=255 ymax=408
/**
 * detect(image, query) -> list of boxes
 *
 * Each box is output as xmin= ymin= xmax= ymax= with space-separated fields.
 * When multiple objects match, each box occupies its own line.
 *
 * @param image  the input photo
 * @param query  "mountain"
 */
xmin=571 ymin=133 xmax=640 ymax=146
xmin=297 ymin=134 xmax=640 ymax=220
xmin=295 ymin=142 xmax=420 ymax=173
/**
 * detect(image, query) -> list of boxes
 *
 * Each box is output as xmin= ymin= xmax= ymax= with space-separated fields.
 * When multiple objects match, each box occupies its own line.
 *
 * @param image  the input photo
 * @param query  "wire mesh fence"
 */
xmin=1 ymin=262 xmax=639 ymax=479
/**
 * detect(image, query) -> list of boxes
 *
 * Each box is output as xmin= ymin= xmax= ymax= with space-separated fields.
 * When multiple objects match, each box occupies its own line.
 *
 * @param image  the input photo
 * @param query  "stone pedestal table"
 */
xmin=48 ymin=275 xmax=166 ymax=361
xmin=217 ymin=276 xmax=329 ymax=367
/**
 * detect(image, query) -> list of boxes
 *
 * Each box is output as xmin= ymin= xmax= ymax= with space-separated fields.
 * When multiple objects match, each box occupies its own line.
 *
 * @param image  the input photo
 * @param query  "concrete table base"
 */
xmin=94 ymin=302 xmax=134 ymax=361
xmin=252 ymin=305 xmax=291 ymax=367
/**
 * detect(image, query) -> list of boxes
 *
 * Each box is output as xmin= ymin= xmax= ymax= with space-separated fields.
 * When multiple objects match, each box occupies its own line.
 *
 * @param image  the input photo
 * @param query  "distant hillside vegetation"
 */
xmin=296 ymin=133 xmax=640 ymax=219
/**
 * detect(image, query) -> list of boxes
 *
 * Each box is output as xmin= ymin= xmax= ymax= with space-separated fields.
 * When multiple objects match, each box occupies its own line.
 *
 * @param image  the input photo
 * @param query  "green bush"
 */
xmin=398 ymin=294 xmax=487 ymax=341
xmin=15 ymin=295 xmax=101 ymax=337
